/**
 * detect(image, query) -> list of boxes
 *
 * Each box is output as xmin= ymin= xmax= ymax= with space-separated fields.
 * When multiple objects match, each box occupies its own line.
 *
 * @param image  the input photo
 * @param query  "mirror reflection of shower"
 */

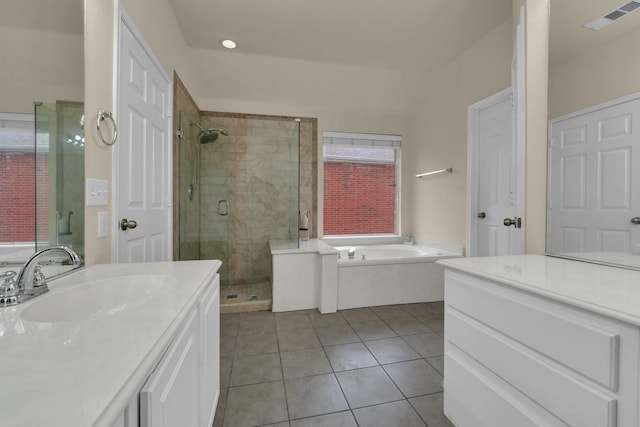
xmin=179 ymin=120 xmax=229 ymax=201
xmin=35 ymin=101 xmax=85 ymax=254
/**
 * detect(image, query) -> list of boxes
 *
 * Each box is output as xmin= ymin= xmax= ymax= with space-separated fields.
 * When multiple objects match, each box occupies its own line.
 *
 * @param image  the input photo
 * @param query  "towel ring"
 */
xmin=97 ymin=108 xmax=118 ymax=146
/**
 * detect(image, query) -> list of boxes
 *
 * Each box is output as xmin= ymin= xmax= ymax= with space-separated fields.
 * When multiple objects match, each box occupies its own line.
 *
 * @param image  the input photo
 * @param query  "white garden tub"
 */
xmin=334 ymin=243 xmax=461 ymax=309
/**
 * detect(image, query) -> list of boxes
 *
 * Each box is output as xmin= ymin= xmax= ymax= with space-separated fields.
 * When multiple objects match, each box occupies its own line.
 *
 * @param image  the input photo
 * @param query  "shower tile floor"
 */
xmin=214 ymin=302 xmax=454 ymax=427
xmin=221 ymin=282 xmax=272 ymax=314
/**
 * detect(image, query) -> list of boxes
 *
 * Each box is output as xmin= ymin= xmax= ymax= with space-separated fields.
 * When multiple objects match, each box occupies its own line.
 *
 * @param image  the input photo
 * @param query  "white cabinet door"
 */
xmin=200 ymin=275 xmax=220 ymax=427
xmin=140 ymin=307 xmax=200 ymax=427
xmin=548 ymin=97 xmax=640 ymax=254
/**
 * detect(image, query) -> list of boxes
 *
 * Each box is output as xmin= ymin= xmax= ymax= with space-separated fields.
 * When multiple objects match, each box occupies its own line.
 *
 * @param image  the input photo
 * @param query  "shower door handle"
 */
xmin=218 ymin=200 xmax=229 ymax=216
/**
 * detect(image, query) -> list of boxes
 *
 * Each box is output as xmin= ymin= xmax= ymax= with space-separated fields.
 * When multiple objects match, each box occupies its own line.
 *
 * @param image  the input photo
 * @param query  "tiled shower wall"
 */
xmin=199 ymin=113 xmax=317 ymax=286
xmin=172 ymin=74 xmax=317 ymax=286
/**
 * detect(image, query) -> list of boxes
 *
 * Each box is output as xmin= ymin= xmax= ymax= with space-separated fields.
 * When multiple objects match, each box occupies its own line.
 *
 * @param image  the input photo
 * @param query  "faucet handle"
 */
xmin=32 ymin=264 xmax=47 ymax=288
xmin=0 ymin=271 xmax=18 ymax=296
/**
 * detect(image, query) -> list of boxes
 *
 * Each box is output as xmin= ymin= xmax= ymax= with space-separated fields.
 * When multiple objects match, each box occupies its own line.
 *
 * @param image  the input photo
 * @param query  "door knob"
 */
xmin=120 ymin=218 xmax=138 ymax=231
xmin=631 ymin=217 xmax=640 ymax=225
xmin=503 ymin=217 xmax=522 ymax=228
xmin=477 ymin=212 xmax=486 ymax=219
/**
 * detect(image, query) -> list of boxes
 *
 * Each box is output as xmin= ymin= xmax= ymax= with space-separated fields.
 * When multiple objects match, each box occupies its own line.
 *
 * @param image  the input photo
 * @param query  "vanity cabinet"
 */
xmin=443 ymin=267 xmax=640 ymax=427
xmin=112 ymin=273 xmax=220 ymax=427
xmin=140 ymin=306 xmax=200 ymax=426
xmin=199 ymin=276 xmax=221 ymax=425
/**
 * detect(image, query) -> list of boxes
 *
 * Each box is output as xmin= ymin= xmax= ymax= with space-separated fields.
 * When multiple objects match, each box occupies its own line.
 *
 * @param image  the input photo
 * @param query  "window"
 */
xmin=0 ymin=113 xmax=41 ymax=248
xmin=323 ymin=132 xmax=400 ymax=235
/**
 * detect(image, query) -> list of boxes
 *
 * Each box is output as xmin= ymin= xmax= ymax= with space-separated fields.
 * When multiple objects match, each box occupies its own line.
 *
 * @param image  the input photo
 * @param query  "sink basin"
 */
xmin=20 ymin=274 xmax=177 ymax=323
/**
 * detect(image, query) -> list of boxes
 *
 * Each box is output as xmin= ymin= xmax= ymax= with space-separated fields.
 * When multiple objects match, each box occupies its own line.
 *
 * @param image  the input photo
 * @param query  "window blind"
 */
xmin=323 ymin=131 xmax=401 ymax=149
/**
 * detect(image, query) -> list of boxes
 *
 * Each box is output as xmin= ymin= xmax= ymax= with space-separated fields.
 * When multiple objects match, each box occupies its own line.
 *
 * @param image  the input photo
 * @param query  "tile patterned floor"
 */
xmin=214 ymin=302 xmax=454 ymax=427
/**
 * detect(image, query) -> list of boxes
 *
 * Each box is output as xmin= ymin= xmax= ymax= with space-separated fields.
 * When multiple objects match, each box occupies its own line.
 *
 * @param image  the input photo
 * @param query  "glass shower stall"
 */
xmin=177 ymin=111 xmax=300 ymax=309
xmin=35 ymin=101 xmax=85 ymax=254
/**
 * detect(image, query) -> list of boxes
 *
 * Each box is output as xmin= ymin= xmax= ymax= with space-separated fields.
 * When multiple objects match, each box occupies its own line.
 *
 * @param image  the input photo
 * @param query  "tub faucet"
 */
xmin=0 ymin=246 xmax=83 ymax=306
xmin=348 ymin=247 xmax=357 ymax=259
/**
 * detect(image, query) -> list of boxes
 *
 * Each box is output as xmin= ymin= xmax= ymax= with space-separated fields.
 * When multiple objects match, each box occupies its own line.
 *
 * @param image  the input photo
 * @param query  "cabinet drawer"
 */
xmin=447 ymin=308 xmax=617 ymax=427
xmin=445 ymin=270 xmax=619 ymax=390
xmin=445 ymin=345 xmax=565 ymax=427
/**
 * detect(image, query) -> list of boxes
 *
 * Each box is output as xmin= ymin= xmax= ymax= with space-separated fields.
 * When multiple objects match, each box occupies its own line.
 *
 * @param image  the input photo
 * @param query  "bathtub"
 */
xmin=334 ymin=243 xmax=461 ymax=310
xmin=335 ymin=244 xmax=449 ymax=265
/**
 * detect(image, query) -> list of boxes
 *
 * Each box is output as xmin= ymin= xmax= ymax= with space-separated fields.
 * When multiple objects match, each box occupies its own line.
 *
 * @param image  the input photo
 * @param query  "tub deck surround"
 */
xmin=270 ymin=239 xmax=462 ymax=313
xmin=0 ymin=260 xmax=221 ymax=427
xmin=270 ymin=238 xmax=338 ymax=255
xmin=270 ymin=239 xmax=338 ymax=313
xmin=336 ymin=242 xmax=462 ymax=310
xmin=439 ymin=255 xmax=640 ymax=426
xmin=336 ymin=244 xmax=459 ymax=265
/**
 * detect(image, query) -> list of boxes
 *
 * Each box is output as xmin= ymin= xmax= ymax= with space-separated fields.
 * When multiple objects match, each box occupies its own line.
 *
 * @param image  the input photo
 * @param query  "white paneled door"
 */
xmin=115 ymin=11 xmax=171 ymax=263
xmin=467 ymin=8 xmax=524 ymax=257
xmin=472 ymin=91 xmax=518 ymax=257
xmin=548 ymin=97 xmax=640 ymax=254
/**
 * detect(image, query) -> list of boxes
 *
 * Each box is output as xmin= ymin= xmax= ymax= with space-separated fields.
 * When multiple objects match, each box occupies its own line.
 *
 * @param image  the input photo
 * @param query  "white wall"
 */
xmin=192 ymin=49 xmax=415 ymax=237
xmin=84 ymin=0 xmax=197 ymax=264
xmin=550 ymin=24 xmax=640 ymax=119
xmin=194 ymin=49 xmax=423 ymax=117
xmin=404 ymin=18 xmax=513 ymax=248
xmin=0 ymin=25 xmax=83 ymax=113
xmin=403 ymin=0 xmax=550 ymax=254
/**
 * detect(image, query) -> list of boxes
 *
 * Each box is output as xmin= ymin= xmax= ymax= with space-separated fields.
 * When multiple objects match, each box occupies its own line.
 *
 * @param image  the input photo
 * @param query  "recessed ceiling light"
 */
xmin=221 ymin=39 xmax=237 ymax=49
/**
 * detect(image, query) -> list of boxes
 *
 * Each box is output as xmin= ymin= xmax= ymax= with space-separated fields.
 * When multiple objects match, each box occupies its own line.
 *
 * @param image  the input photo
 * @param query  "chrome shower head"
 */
xmin=191 ymin=122 xmax=229 ymax=144
xmin=199 ymin=130 xmax=220 ymax=144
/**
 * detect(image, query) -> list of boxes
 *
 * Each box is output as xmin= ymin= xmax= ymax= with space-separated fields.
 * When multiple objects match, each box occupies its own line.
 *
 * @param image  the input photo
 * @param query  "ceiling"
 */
xmin=167 ymin=0 xmax=640 ymax=75
xmin=6 ymin=1 xmax=640 ymax=74
xmin=167 ymin=0 xmax=513 ymax=74
xmin=550 ymin=0 xmax=640 ymax=66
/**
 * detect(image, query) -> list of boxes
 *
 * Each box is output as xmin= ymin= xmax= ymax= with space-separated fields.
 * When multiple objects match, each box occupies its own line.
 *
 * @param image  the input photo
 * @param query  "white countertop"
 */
xmin=438 ymin=255 xmax=640 ymax=326
xmin=270 ymin=238 xmax=338 ymax=255
xmin=0 ymin=260 xmax=221 ymax=427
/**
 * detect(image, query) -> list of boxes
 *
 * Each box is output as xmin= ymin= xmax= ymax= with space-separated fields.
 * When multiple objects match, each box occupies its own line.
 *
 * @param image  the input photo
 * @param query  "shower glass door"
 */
xmin=178 ymin=111 xmax=230 ymax=283
xmin=35 ymin=101 xmax=85 ymax=254
xmin=177 ymin=112 xmax=300 ymax=289
xmin=198 ymin=115 xmax=231 ymax=284
xmin=178 ymin=111 xmax=201 ymax=260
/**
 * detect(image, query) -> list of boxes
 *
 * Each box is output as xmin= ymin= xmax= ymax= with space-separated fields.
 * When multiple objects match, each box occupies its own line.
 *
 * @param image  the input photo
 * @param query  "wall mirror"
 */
xmin=547 ymin=0 xmax=640 ymax=270
xmin=0 ymin=0 xmax=84 ymax=275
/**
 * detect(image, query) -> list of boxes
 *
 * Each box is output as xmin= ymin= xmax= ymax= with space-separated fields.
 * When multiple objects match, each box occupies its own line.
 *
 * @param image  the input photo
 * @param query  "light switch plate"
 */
xmin=86 ymin=178 xmax=109 ymax=206
xmin=98 ymin=211 xmax=108 ymax=238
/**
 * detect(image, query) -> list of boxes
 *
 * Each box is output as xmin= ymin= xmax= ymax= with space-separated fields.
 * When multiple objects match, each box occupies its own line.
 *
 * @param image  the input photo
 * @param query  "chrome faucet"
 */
xmin=348 ymin=247 xmax=357 ymax=259
xmin=0 ymin=246 xmax=83 ymax=306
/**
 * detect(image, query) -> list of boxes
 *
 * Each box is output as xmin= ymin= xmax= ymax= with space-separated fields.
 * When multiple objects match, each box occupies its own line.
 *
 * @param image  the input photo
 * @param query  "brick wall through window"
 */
xmin=0 ymin=153 xmax=48 ymax=242
xmin=323 ymin=161 xmax=396 ymax=235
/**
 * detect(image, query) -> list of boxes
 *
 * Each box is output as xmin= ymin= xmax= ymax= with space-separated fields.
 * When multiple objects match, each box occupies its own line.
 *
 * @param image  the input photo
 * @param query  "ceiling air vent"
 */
xmin=584 ymin=1 xmax=640 ymax=30
xmin=605 ymin=10 xmax=626 ymax=20
xmin=620 ymin=1 xmax=640 ymax=12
